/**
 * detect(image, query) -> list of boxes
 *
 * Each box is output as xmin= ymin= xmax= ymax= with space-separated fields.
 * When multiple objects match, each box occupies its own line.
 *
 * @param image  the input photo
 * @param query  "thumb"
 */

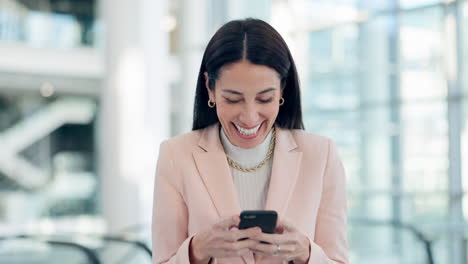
xmin=215 ymin=215 xmax=240 ymax=230
xmin=278 ymin=218 xmax=295 ymax=232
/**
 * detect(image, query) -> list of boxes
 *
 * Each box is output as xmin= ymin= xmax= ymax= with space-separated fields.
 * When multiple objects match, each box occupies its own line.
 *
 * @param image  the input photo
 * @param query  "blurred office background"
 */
xmin=0 ymin=0 xmax=467 ymax=263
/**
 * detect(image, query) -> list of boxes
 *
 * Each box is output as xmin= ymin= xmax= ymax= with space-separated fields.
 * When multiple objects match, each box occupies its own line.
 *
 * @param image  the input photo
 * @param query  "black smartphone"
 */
xmin=239 ymin=210 xmax=278 ymax=234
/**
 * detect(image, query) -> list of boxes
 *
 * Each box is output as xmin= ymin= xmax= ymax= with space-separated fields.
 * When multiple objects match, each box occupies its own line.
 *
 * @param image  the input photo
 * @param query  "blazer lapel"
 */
xmin=193 ymin=124 xmax=241 ymax=218
xmin=264 ymin=126 xmax=303 ymax=217
xmin=193 ymin=124 xmax=255 ymax=264
xmin=193 ymin=124 xmax=301 ymax=264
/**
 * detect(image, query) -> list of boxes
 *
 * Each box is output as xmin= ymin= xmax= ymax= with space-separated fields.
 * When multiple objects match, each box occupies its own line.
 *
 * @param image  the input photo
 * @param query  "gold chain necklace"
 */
xmin=226 ymin=128 xmax=276 ymax=173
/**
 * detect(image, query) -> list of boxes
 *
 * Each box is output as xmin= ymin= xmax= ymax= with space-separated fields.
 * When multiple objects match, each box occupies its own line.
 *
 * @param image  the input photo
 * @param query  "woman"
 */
xmin=152 ymin=18 xmax=348 ymax=264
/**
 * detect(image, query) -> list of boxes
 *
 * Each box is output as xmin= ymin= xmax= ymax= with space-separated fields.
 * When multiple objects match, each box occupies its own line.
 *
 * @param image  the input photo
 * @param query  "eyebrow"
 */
xmin=221 ymin=87 xmax=277 ymax=95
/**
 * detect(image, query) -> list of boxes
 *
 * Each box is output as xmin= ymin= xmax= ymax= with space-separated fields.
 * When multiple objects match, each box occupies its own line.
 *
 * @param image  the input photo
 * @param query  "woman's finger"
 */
xmin=250 ymin=232 xmax=283 ymax=244
xmin=215 ymin=238 xmax=258 ymax=257
xmin=222 ymin=227 xmax=262 ymax=242
xmin=221 ymin=247 xmax=251 ymax=257
xmin=251 ymin=232 xmax=299 ymax=245
xmin=230 ymin=237 xmax=259 ymax=251
xmin=250 ymin=242 xmax=277 ymax=255
xmin=249 ymin=241 xmax=293 ymax=255
xmin=275 ymin=225 xmax=285 ymax=234
xmin=215 ymin=215 xmax=240 ymax=230
xmin=277 ymin=218 xmax=296 ymax=232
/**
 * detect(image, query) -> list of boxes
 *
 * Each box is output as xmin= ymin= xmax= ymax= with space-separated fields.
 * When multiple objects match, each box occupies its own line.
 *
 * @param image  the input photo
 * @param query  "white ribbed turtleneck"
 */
xmin=220 ymin=126 xmax=273 ymax=210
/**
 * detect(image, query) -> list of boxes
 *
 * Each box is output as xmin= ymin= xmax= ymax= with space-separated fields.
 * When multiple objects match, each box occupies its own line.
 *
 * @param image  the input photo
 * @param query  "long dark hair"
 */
xmin=192 ymin=18 xmax=304 ymax=130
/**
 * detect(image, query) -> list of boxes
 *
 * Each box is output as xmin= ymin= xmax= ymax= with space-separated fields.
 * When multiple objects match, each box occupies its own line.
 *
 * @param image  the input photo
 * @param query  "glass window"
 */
xmin=401 ymin=194 xmax=449 ymax=225
xmin=400 ymin=102 xmax=448 ymax=192
xmin=0 ymin=1 xmax=99 ymax=48
xmin=304 ymin=75 xmax=360 ymax=110
xmin=463 ymin=0 xmax=468 ymax=93
xmin=399 ymin=0 xmax=442 ymax=9
xmin=349 ymin=195 xmax=393 ymax=220
xmin=358 ymin=0 xmax=396 ymax=12
xmin=225 ymin=0 xmax=271 ymax=21
xmin=360 ymin=15 xmax=395 ymax=104
xmin=400 ymin=7 xmax=445 ymax=100
xmin=308 ymin=24 xmax=359 ymax=75
xmin=463 ymin=99 xmax=468 ymax=219
xmin=358 ymin=106 xmax=396 ymax=191
xmin=305 ymin=1 xmax=461 ymax=262
xmin=349 ymin=220 xmax=429 ymax=264
xmin=463 ymin=1 xmax=468 ymax=223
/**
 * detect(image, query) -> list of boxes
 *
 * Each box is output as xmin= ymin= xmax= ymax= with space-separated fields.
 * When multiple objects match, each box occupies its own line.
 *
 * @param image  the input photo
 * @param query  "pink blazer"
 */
xmin=152 ymin=123 xmax=348 ymax=264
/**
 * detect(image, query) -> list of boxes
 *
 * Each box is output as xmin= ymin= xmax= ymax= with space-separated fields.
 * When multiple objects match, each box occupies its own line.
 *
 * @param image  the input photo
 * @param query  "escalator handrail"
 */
xmin=0 ymin=234 xmax=101 ymax=264
xmin=94 ymin=235 xmax=152 ymax=257
xmin=349 ymin=218 xmax=434 ymax=264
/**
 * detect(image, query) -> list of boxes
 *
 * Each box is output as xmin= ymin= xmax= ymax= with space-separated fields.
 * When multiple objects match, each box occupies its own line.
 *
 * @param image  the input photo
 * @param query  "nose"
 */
xmin=238 ymin=102 xmax=260 ymax=126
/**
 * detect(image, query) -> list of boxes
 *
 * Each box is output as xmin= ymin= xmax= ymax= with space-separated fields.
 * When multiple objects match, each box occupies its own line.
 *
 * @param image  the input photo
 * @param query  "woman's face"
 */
xmin=206 ymin=60 xmax=282 ymax=149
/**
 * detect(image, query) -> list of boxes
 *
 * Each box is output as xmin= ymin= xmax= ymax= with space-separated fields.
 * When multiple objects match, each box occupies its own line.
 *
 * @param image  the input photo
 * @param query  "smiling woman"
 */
xmin=152 ymin=18 xmax=348 ymax=264
xmin=206 ymin=61 xmax=282 ymax=149
xmin=192 ymin=18 xmax=303 ymax=133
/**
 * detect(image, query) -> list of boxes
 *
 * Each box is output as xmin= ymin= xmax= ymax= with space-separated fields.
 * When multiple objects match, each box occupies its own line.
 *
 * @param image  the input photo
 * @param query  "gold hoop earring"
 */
xmin=208 ymin=99 xmax=216 ymax=108
xmin=279 ymin=97 xmax=285 ymax=106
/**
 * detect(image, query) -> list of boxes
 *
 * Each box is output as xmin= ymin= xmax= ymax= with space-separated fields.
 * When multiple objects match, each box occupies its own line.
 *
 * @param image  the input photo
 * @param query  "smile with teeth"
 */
xmin=234 ymin=123 xmax=261 ymax=136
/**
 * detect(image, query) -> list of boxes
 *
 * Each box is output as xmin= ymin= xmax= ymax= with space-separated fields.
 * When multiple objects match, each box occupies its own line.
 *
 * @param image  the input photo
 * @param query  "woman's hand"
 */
xmin=249 ymin=219 xmax=311 ymax=264
xmin=189 ymin=215 xmax=263 ymax=264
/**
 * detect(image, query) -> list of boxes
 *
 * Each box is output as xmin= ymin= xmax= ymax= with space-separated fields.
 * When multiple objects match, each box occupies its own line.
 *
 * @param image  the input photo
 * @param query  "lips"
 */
xmin=232 ymin=122 xmax=264 ymax=139
xmin=234 ymin=123 xmax=261 ymax=135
